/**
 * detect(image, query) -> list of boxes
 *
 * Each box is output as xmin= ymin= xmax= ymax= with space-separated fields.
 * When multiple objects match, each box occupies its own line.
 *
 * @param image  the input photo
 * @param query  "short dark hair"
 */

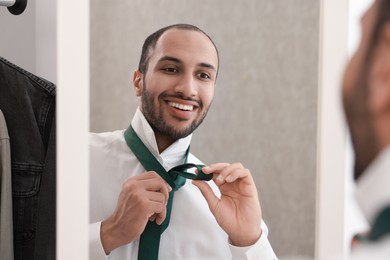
xmin=366 ymin=0 xmax=390 ymax=60
xmin=138 ymin=24 xmax=219 ymax=77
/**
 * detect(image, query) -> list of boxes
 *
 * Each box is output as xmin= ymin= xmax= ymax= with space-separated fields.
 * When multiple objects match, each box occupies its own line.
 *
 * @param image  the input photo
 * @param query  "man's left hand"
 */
xmin=192 ymin=162 xmax=262 ymax=247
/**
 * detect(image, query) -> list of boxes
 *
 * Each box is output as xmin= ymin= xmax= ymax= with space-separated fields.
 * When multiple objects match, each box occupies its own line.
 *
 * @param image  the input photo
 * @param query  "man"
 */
xmin=342 ymin=0 xmax=390 ymax=258
xmin=89 ymin=24 xmax=277 ymax=259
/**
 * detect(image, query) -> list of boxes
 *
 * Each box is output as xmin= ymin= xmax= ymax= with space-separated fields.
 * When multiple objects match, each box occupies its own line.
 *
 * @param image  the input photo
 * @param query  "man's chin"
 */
xmin=165 ymin=127 xmax=194 ymax=140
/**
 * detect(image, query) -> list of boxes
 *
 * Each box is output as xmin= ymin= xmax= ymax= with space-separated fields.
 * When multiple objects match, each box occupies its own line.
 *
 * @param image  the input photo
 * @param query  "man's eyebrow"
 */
xmin=158 ymin=56 xmax=182 ymax=64
xmin=158 ymin=56 xmax=217 ymax=72
xmin=199 ymin=62 xmax=217 ymax=72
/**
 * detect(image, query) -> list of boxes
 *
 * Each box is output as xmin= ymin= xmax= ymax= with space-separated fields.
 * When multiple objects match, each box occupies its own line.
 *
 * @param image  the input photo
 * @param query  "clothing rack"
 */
xmin=0 ymin=0 xmax=27 ymax=15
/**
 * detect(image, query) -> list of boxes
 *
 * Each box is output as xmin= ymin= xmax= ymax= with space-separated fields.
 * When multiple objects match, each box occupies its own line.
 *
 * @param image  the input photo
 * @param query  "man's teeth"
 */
xmin=168 ymin=102 xmax=194 ymax=111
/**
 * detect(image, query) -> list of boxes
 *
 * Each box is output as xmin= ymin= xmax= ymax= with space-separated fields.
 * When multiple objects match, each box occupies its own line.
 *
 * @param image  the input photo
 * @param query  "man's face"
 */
xmin=342 ymin=1 xmax=379 ymax=178
xmin=135 ymin=29 xmax=218 ymax=141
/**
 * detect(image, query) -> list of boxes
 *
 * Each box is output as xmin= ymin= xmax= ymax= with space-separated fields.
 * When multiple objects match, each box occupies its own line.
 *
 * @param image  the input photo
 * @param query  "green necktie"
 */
xmin=368 ymin=205 xmax=390 ymax=241
xmin=123 ymin=126 xmax=212 ymax=260
xmin=353 ymin=205 xmax=390 ymax=243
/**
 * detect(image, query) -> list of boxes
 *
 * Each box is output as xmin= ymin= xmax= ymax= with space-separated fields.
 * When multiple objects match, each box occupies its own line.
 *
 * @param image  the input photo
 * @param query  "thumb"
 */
xmin=192 ymin=180 xmax=219 ymax=212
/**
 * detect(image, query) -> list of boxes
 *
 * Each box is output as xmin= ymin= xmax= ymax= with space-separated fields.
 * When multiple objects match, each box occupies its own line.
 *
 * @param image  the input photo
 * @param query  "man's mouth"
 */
xmin=168 ymin=101 xmax=194 ymax=111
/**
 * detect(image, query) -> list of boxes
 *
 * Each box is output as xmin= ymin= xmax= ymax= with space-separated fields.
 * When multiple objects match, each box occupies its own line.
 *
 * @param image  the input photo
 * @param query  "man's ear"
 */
xmin=133 ymin=70 xmax=143 ymax=97
xmin=369 ymin=22 xmax=390 ymax=115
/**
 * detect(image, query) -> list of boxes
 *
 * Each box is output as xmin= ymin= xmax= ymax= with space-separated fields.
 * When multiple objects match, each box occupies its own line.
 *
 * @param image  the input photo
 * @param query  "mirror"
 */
xmin=90 ymin=1 xmax=320 ymax=258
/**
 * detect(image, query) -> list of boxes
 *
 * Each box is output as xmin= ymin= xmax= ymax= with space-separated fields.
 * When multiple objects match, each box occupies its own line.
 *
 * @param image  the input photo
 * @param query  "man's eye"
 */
xmin=163 ymin=67 xmax=178 ymax=73
xmin=197 ymin=72 xmax=211 ymax=80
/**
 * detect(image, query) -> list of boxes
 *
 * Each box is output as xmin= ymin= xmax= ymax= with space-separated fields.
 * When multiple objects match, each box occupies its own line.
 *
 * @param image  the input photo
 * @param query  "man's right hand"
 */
xmin=100 ymin=171 xmax=171 ymax=254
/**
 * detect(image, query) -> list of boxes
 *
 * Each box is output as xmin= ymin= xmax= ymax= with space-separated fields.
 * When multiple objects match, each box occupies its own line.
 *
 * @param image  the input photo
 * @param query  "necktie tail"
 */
xmin=124 ymin=126 xmax=212 ymax=260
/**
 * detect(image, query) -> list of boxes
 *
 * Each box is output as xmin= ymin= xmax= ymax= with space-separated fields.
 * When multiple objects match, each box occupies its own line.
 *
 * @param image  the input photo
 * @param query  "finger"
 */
xmin=142 ymin=178 xmax=172 ymax=195
xmin=145 ymin=190 xmax=169 ymax=204
xmin=215 ymin=163 xmax=253 ymax=184
xmin=215 ymin=163 xmax=242 ymax=181
xmin=143 ymin=193 xmax=168 ymax=225
xmin=201 ymin=163 xmax=230 ymax=174
xmin=192 ymin=180 xmax=219 ymax=213
xmin=122 ymin=178 xmax=171 ymax=201
xmin=144 ymin=200 xmax=167 ymax=222
xmin=132 ymin=171 xmax=161 ymax=180
xmin=149 ymin=214 xmax=157 ymax=222
xmin=143 ymin=200 xmax=167 ymax=225
xmin=132 ymin=172 xmax=173 ymax=192
xmin=155 ymin=206 xmax=167 ymax=225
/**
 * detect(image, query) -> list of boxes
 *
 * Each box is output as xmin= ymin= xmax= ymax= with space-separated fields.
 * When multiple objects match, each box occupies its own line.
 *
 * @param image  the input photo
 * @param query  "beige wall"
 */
xmin=90 ymin=1 xmax=319 ymax=258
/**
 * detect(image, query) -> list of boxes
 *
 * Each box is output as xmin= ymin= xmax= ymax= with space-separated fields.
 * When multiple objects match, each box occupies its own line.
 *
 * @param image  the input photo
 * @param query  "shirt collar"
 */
xmin=355 ymin=146 xmax=390 ymax=225
xmin=131 ymin=107 xmax=192 ymax=166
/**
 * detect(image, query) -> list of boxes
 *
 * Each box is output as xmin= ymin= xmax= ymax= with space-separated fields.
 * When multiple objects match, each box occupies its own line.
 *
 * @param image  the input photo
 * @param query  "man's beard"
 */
xmin=141 ymin=84 xmax=210 ymax=141
xmin=343 ymin=77 xmax=379 ymax=180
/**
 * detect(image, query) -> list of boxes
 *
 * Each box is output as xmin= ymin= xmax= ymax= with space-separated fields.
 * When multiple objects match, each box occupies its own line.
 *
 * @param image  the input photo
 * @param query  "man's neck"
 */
xmin=154 ymin=131 xmax=176 ymax=153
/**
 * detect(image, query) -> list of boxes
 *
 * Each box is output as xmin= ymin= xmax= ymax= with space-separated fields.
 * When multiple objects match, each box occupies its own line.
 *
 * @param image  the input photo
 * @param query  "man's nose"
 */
xmin=174 ymin=73 xmax=197 ymax=97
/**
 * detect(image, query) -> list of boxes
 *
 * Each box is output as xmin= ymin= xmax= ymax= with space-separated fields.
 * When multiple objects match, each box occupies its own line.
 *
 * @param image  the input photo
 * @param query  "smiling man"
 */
xmin=89 ymin=24 xmax=277 ymax=260
xmin=342 ymin=1 xmax=390 ymax=259
xmin=134 ymin=27 xmax=216 ymax=152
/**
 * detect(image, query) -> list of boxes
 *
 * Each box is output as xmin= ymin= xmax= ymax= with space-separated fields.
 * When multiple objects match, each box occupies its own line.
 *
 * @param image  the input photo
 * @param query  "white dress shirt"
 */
xmin=351 ymin=146 xmax=390 ymax=260
xmin=89 ymin=108 xmax=277 ymax=260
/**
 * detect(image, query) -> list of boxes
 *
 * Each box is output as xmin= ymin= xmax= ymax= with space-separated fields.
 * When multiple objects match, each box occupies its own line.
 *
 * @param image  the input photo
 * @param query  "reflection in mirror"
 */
xmin=90 ymin=1 xmax=319 ymax=259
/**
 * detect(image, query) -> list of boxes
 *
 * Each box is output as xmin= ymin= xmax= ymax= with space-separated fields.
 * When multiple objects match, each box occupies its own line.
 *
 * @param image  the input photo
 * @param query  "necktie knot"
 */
xmin=168 ymin=163 xmax=212 ymax=191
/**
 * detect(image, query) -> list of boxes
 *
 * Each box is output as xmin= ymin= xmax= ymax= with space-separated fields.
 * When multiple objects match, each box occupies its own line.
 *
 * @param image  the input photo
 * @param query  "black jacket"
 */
xmin=0 ymin=56 xmax=56 ymax=260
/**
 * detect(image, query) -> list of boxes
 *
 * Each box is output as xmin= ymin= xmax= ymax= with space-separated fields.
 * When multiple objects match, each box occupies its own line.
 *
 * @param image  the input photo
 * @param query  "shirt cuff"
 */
xmin=90 ymin=222 xmax=110 ymax=260
xmin=228 ymin=221 xmax=277 ymax=260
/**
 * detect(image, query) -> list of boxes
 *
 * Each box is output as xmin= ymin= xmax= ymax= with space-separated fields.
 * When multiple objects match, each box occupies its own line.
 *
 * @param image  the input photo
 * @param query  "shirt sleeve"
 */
xmin=228 ymin=220 xmax=278 ymax=260
xmin=90 ymin=221 xmax=110 ymax=260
